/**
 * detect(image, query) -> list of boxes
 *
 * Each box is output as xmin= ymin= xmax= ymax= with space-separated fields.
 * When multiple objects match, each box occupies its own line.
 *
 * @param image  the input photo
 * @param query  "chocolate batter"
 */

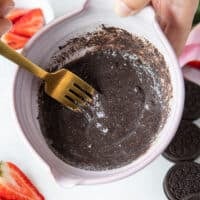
xmin=38 ymin=26 xmax=172 ymax=170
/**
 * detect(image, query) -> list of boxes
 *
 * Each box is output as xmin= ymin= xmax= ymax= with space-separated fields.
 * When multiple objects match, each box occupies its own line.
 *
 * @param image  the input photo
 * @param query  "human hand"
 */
xmin=115 ymin=0 xmax=199 ymax=56
xmin=0 ymin=0 xmax=14 ymax=36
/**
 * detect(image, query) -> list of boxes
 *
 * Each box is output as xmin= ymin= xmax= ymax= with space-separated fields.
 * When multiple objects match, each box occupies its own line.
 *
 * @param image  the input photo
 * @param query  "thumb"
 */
xmin=0 ymin=0 xmax=14 ymax=17
xmin=115 ymin=0 xmax=150 ymax=17
xmin=0 ymin=18 xmax=12 ymax=37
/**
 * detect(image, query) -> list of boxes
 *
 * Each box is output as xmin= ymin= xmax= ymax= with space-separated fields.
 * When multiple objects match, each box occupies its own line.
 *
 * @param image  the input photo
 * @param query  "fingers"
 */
xmin=0 ymin=0 xmax=14 ymax=36
xmin=115 ymin=0 xmax=150 ymax=17
xmin=153 ymin=0 xmax=199 ymax=56
xmin=0 ymin=18 xmax=11 ymax=36
xmin=0 ymin=0 xmax=14 ymax=17
xmin=164 ymin=22 xmax=192 ymax=56
xmin=123 ymin=0 xmax=150 ymax=11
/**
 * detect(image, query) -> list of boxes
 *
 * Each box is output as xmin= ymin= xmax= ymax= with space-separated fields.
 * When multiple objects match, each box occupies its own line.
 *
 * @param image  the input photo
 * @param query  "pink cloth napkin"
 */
xmin=179 ymin=24 xmax=200 ymax=86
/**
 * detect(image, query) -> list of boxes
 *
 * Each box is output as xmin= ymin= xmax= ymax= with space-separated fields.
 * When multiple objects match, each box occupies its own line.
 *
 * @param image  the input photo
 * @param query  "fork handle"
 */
xmin=0 ymin=41 xmax=48 ymax=80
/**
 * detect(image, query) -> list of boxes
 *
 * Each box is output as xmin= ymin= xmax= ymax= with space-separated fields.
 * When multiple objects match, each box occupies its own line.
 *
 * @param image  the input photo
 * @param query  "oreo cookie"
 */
xmin=163 ymin=120 xmax=200 ymax=162
xmin=183 ymin=80 xmax=200 ymax=120
xmin=183 ymin=193 xmax=200 ymax=200
xmin=163 ymin=162 xmax=200 ymax=200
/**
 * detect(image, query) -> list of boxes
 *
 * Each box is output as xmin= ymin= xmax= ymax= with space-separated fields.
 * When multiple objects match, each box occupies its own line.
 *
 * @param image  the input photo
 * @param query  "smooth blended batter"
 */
xmin=38 ymin=26 xmax=172 ymax=170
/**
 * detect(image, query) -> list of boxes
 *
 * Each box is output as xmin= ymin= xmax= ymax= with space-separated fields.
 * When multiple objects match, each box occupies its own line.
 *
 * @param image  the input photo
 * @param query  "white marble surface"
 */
xmin=0 ymin=0 xmax=197 ymax=200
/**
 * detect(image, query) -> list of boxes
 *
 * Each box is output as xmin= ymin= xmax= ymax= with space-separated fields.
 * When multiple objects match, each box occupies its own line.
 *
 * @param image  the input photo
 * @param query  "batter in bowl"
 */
xmin=38 ymin=26 xmax=172 ymax=170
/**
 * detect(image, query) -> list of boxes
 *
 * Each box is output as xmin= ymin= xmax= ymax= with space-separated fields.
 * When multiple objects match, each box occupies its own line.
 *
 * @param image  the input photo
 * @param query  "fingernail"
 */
xmin=114 ymin=0 xmax=135 ymax=17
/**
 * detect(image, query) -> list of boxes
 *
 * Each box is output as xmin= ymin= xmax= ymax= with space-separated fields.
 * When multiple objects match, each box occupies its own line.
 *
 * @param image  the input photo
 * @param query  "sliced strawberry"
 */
xmin=6 ymin=8 xmax=30 ymax=24
xmin=0 ymin=162 xmax=44 ymax=200
xmin=11 ymin=8 xmax=45 ymax=37
xmin=187 ymin=61 xmax=200 ymax=69
xmin=2 ymin=32 xmax=29 ymax=49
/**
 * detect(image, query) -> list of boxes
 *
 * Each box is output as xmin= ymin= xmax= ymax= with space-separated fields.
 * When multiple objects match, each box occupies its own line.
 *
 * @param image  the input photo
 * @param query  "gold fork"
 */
xmin=0 ymin=41 xmax=95 ymax=112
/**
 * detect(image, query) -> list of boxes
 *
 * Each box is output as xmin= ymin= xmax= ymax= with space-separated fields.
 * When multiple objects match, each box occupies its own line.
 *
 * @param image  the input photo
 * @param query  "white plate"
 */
xmin=0 ymin=1 xmax=199 ymax=200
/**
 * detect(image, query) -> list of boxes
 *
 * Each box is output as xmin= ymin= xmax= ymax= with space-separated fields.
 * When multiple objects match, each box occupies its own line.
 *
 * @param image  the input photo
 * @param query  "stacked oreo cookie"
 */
xmin=162 ymin=80 xmax=200 ymax=200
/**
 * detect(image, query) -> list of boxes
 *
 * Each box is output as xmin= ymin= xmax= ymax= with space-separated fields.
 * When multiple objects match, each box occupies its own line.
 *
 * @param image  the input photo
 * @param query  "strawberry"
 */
xmin=0 ymin=162 xmax=44 ymax=200
xmin=11 ymin=9 xmax=45 ymax=37
xmin=188 ymin=61 xmax=200 ymax=69
xmin=2 ymin=32 xmax=29 ymax=50
xmin=6 ymin=8 xmax=30 ymax=24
